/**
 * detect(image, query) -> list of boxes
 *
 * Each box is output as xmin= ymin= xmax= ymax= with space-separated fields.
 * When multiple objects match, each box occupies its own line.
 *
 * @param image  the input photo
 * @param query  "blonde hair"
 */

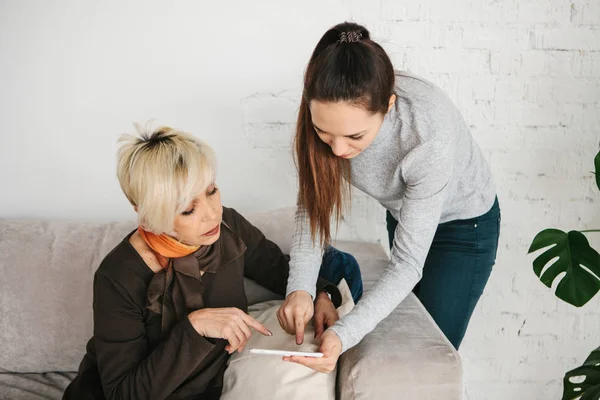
xmin=117 ymin=123 xmax=217 ymax=234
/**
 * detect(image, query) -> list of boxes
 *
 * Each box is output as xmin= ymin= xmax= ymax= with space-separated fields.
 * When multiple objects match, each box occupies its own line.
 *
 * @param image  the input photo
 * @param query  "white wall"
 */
xmin=1 ymin=0 xmax=599 ymax=398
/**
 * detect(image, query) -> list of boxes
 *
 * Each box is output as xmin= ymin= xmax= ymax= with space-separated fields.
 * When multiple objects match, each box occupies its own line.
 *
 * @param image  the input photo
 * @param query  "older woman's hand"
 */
xmin=283 ymin=330 xmax=342 ymax=373
xmin=313 ymin=292 xmax=339 ymax=340
xmin=188 ymin=308 xmax=272 ymax=354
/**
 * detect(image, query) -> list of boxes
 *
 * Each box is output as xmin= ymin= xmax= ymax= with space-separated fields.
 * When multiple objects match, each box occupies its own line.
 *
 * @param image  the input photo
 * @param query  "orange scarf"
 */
xmin=138 ymin=227 xmax=200 ymax=268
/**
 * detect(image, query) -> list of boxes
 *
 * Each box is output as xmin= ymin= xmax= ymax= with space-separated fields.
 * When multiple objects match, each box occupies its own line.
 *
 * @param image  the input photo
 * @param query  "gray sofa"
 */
xmin=0 ymin=208 xmax=462 ymax=399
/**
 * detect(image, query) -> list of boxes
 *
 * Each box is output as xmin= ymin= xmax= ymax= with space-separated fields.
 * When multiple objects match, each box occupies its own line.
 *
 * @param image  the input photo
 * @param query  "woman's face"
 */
xmin=309 ymin=95 xmax=395 ymax=159
xmin=172 ymin=184 xmax=223 ymax=246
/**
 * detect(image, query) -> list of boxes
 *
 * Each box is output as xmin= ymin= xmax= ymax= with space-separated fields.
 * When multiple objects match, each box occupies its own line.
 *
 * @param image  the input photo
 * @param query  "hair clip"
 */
xmin=339 ymin=31 xmax=362 ymax=43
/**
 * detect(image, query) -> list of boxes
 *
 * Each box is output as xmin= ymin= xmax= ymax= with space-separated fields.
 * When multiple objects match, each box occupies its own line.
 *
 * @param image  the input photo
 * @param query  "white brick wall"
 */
xmin=1 ymin=1 xmax=598 ymax=398
xmin=345 ymin=1 xmax=600 ymax=398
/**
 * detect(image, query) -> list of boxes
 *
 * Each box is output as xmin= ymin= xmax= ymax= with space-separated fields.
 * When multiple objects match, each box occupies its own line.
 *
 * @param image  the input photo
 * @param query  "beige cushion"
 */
xmin=0 ymin=370 xmax=76 ymax=400
xmin=0 ymin=220 xmax=135 ymax=372
xmin=244 ymin=207 xmax=295 ymax=254
xmin=221 ymin=280 xmax=354 ymax=400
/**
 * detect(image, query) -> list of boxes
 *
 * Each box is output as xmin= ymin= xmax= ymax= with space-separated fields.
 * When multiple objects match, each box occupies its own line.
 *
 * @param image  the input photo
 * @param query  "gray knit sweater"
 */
xmin=286 ymin=71 xmax=497 ymax=352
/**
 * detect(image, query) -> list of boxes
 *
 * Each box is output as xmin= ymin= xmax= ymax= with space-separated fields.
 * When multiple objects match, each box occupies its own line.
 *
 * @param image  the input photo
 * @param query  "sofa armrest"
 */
xmin=336 ymin=293 xmax=462 ymax=400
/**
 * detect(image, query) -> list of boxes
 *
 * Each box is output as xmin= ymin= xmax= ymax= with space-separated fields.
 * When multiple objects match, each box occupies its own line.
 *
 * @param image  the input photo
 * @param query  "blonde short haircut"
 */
xmin=117 ymin=123 xmax=217 ymax=234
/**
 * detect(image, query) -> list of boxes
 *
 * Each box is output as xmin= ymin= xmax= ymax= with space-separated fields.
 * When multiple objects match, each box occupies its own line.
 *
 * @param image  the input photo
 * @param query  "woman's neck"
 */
xmin=129 ymin=231 xmax=165 ymax=273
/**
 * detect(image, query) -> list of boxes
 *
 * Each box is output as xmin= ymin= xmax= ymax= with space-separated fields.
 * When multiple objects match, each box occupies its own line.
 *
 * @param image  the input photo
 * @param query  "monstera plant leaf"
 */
xmin=563 ymin=346 xmax=600 ymax=400
xmin=595 ymin=150 xmax=599 ymax=191
xmin=528 ymin=229 xmax=600 ymax=307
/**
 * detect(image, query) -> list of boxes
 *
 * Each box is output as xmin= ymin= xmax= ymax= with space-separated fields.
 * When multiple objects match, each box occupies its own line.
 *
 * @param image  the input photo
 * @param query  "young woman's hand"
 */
xmin=283 ymin=330 xmax=343 ymax=373
xmin=188 ymin=308 xmax=272 ymax=354
xmin=313 ymin=292 xmax=339 ymax=340
xmin=277 ymin=290 xmax=314 ymax=344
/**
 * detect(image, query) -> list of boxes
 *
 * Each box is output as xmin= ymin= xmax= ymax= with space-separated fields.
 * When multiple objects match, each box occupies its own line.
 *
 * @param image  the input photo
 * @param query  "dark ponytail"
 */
xmin=294 ymin=22 xmax=395 ymax=246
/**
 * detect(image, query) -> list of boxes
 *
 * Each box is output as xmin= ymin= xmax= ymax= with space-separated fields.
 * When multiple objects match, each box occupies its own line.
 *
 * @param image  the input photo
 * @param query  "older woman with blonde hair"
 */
xmin=63 ymin=125 xmax=361 ymax=400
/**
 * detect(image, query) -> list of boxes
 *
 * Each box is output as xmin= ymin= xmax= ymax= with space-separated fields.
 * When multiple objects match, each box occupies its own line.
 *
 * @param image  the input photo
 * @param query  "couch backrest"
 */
xmin=0 ymin=207 xmax=295 ymax=373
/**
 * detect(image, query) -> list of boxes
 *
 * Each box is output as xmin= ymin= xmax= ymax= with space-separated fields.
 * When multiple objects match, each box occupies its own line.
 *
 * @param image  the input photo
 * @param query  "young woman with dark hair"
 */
xmin=278 ymin=22 xmax=501 ymax=373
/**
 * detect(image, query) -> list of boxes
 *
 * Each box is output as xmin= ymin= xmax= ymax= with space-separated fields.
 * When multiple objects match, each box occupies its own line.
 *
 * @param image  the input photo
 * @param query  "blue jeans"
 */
xmin=319 ymin=246 xmax=363 ymax=303
xmin=386 ymin=197 xmax=501 ymax=349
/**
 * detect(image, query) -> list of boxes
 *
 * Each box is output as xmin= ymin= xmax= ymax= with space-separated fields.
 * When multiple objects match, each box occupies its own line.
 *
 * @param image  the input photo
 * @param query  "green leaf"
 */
xmin=528 ymin=229 xmax=600 ymax=307
xmin=563 ymin=346 xmax=600 ymax=400
xmin=595 ymin=150 xmax=600 ymax=191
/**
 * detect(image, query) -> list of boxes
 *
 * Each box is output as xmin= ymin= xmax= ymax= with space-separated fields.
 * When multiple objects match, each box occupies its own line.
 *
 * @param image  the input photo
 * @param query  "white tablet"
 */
xmin=249 ymin=348 xmax=324 ymax=358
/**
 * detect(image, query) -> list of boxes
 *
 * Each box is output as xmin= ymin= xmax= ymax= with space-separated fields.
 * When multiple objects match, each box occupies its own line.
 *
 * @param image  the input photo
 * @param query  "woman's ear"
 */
xmin=387 ymin=94 xmax=397 ymax=113
xmin=134 ymin=206 xmax=139 ymax=212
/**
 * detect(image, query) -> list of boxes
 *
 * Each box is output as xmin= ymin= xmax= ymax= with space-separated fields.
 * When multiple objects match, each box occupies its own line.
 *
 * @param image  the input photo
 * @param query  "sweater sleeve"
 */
xmin=329 ymin=140 xmax=453 ymax=351
xmin=93 ymin=272 xmax=215 ymax=400
xmin=285 ymin=207 xmax=325 ymax=300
